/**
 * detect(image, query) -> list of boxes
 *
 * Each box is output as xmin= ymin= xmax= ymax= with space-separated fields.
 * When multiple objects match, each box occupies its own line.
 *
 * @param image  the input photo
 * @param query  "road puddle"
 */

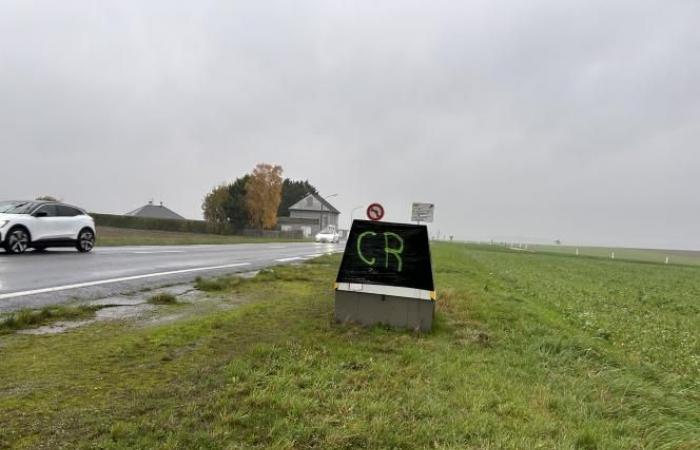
xmin=19 ymin=320 xmax=95 ymax=335
xmin=8 ymin=275 xmax=258 ymax=336
xmin=14 ymin=283 xmax=206 ymax=335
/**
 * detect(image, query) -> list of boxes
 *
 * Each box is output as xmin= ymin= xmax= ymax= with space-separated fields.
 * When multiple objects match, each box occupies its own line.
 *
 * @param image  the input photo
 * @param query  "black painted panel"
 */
xmin=336 ymin=220 xmax=434 ymax=291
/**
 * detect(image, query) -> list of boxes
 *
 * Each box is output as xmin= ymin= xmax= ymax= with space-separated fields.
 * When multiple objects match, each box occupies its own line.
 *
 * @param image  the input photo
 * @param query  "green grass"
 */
xmin=96 ymin=226 xmax=304 ymax=246
xmin=0 ymin=305 xmax=97 ymax=335
xmin=0 ymin=245 xmax=698 ymax=448
xmin=510 ymin=242 xmax=700 ymax=266
xmin=194 ymin=275 xmax=244 ymax=292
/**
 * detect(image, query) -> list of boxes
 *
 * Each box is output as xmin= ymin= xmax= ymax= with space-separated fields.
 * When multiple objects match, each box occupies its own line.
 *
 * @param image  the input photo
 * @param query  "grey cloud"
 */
xmin=1 ymin=0 xmax=698 ymax=248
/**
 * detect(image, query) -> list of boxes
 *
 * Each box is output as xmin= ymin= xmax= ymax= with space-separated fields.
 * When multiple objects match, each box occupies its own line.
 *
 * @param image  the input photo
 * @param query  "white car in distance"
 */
xmin=315 ymin=227 xmax=340 ymax=243
xmin=0 ymin=200 xmax=96 ymax=254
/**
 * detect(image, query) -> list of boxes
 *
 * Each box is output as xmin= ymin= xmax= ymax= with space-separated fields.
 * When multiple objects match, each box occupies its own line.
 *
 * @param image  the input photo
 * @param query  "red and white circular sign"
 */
xmin=366 ymin=203 xmax=385 ymax=221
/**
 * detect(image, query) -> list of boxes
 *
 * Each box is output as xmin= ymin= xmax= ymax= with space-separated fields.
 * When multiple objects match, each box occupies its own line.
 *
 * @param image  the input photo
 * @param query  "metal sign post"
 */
xmin=411 ymin=203 xmax=434 ymax=224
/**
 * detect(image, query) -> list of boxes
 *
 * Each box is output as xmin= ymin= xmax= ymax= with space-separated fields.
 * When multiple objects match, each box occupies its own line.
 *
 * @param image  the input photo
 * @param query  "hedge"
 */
xmin=90 ymin=213 xmax=235 ymax=235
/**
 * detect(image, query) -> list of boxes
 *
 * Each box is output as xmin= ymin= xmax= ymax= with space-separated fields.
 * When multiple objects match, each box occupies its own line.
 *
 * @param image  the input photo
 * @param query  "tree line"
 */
xmin=202 ymin=163 xmax=318 ymax=231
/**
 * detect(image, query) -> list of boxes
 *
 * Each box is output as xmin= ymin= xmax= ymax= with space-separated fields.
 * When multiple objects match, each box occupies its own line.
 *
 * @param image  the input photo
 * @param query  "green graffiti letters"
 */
xmin=357 ymin=230 xmax=405 ymax=272
xmin=384 ymin=232 xmax=404 ymax=272
xmin=357 ymin=231 xmax=377 ymax=266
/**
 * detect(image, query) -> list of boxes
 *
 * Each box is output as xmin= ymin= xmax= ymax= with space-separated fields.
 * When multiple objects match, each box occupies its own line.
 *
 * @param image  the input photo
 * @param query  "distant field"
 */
xmin=1 ymin=243 xmax=698 ymax=448
xmin=471 ymin=242 xmax=700 ymax=266
xmin=96 ymin=226 xmax=300 ymax=246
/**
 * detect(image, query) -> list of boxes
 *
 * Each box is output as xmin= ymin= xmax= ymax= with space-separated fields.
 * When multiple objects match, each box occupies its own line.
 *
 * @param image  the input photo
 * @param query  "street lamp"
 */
xmin=350 ymin=205 xmax=363 ymax=227
xmin=319 ymin=193 xmax=338 ymax=231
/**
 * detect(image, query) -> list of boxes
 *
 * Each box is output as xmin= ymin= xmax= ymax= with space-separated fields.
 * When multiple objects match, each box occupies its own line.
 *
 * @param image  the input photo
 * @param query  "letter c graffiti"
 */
xmin=357 ymin=231 xmax=377 ymax=266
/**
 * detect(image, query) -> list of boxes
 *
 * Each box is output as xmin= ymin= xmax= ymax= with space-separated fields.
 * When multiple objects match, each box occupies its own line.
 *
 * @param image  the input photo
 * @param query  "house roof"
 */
xmin=288 ymin=193 xmax=340 ymax=214
xmin=125 ymin=201 xmax=185 ymax=220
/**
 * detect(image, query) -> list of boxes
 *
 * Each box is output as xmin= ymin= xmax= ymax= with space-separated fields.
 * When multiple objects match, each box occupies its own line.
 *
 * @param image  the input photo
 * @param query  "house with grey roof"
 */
xmin=280 ymin=193 xmax=340 ymax=236
xmin=125 ymin=201 xmax=185 ymax=220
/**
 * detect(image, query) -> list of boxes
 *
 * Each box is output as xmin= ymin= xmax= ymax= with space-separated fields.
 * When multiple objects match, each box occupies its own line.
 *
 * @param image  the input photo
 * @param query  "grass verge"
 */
xmin=500 ymin=242 xmax=700 ymax=267
xmin=0 ymin=246 xmax=698 ymax=448
xmin=0 ymin=305 xmax=97 ymax=335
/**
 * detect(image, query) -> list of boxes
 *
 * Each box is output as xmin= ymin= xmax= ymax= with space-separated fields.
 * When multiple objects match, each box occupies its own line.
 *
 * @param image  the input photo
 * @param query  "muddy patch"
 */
xmin=96 ymin=304 xmax=156 ymax=320
xmin=146 ymin=312 xmax=187 ymax=326
xmin=19 ymin=320 xmax=95 ymax=335
xmin=89 ymin=297 xmax=146 ymax=307
xmin=237 ymin=271 xmax=260 ymax=279
xmin=9 ymin=280 xmax=243 ymax=336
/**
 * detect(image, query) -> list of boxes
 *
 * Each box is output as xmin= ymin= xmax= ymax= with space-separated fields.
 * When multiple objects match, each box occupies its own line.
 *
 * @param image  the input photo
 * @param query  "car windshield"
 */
xmin=0 ymin=201 xmax=38 ymax=214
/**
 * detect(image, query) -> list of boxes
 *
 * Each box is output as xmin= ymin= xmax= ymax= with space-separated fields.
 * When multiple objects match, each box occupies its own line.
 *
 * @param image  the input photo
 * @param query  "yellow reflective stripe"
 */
xmin=430 ymin=291 xmax=436 ymax=301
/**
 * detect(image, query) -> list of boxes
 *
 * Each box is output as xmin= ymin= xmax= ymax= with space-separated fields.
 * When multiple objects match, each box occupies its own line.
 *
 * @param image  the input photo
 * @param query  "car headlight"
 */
xmin=0 ymin=220 xmax=8 ymax=229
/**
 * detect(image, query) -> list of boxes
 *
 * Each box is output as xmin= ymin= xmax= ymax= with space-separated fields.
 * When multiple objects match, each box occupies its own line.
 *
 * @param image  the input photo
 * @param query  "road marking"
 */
xmin=275 ymin=257 xmax=304 ymax=262
xmin=131 ymin=250 xmax=186 ymax=254
xmin=0 ymin=262 xmax=251 ymax=300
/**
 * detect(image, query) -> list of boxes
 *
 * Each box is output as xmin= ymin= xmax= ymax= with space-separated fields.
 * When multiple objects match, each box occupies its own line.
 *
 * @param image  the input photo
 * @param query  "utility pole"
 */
xmin=320 ymin=193 xmax=338 ymax=232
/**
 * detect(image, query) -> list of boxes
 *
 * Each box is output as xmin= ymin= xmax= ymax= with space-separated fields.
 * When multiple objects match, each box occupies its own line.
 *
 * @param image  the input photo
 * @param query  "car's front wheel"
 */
xmin=4 ymin=227 xmax=30 ymax=254
xmin=76 ymin=228 xmax=95 ymax=253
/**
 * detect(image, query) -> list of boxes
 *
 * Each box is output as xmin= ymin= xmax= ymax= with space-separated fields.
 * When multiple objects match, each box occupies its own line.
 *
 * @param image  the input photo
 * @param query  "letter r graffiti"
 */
xmin=384 ymin=232 xmax=404 ymax=272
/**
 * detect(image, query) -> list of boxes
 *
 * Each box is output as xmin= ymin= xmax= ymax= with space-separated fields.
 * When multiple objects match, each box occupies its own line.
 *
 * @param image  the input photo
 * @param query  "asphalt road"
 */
xmin=0 ymin=242 xmax=343 ymax=312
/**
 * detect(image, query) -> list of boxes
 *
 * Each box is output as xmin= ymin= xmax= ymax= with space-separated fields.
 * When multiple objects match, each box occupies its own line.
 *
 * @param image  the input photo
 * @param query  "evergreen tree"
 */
xmin=277 ymin=179 xmax=318 ymax=217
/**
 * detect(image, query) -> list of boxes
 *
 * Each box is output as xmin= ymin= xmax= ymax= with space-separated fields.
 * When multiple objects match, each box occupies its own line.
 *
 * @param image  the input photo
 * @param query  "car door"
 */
xmin=56 ymin=205 xmax=83 ymax=238
xmin=31 ymin=204 xmax=62 ymax=241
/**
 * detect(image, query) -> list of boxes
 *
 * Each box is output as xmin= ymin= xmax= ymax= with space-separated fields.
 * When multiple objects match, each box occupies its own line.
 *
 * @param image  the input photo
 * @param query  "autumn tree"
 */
xmin=245 ymin=163 xmax=283 ymax=229
xmin=203 ymin=168 xmax=308 ymax=232
xmin=202 ymin=184 xmax=230 ymax=232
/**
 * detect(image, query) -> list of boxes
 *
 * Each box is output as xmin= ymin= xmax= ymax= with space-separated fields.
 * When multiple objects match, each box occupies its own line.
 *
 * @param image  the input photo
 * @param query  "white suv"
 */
xmin=0 ymin=200 xmax=96 ymax=254
xmin=315 ymin=227 xmax=340 ymax=243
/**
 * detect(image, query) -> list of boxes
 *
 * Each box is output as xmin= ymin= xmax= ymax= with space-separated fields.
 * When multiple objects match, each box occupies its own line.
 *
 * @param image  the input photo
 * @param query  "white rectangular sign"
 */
xmin=411 ymin=202 xmax=434 ymax=223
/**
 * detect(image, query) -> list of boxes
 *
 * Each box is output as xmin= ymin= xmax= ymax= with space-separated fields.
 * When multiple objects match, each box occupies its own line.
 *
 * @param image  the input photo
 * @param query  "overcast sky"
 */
xmin=1 ymin=0 xmax=698 ymax=249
